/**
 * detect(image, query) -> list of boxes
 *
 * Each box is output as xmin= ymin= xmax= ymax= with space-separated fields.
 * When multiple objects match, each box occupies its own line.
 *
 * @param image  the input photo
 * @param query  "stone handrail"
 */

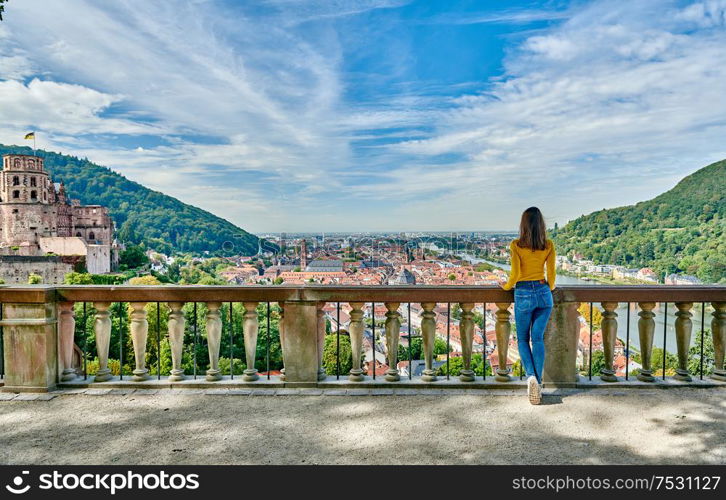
xmin=0 ymin=284 xmax=724 ymax=392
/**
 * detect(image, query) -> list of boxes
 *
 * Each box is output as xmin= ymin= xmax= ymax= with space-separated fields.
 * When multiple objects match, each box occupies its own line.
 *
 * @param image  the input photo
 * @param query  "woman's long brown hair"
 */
xmin=517 ymin=207 xmax=547 ymax=251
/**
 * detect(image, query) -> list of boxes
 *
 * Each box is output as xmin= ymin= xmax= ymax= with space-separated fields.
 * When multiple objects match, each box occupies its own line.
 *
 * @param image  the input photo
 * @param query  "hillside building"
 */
xmin=0 ymin=154 xmax=118 ymax=283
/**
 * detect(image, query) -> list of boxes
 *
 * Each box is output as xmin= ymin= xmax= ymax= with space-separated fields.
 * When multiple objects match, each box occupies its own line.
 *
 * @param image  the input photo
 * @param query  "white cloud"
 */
xmin=383 ymin=0 xmax=726 ymax=228
xmin=1 ymin=0 xmax=725 ymax=232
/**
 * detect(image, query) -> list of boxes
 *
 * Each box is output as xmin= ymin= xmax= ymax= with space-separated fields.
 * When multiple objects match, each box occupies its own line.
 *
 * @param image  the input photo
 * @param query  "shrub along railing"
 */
xmin=0 ymin=285 xmax=723 ymax=392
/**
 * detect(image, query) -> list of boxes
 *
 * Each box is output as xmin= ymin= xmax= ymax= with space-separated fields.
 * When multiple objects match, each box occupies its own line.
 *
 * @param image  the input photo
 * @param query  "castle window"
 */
xmin=76 ymin=232 xmax=82 ymax=237
xmin=31 ymin=190 xmax=37 ymax=199
xmin=12 ymin=176 xmax=20 ymax=186
xmin=13 ymin=190 xmax=20 ymax=199
xmin=89 ymin=231 xmax=96 ymax=241
xmin=30 ymin=177 xmax=37 ymax=187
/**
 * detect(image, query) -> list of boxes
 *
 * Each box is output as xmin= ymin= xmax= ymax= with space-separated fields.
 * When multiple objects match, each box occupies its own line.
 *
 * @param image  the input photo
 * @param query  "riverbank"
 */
xmin=556 ymin=269 xmax=657 ymax=286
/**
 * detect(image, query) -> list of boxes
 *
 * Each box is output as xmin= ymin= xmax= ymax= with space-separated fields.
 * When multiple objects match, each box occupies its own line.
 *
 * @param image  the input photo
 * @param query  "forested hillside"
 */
xmin=0 ymin=145 xmax=259 ymax=255
xmin=551 ymin=159 xmax=725 ymax=283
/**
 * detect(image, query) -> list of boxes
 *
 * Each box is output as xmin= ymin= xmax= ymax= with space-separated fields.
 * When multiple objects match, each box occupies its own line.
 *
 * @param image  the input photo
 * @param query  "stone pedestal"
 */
xmin=542 ymin=302 xmax=580 ymax=385
xmin=1 ymin=302 xmax=58 ymax=392
xmin=279 ymin=301 xmax=321 ymax=384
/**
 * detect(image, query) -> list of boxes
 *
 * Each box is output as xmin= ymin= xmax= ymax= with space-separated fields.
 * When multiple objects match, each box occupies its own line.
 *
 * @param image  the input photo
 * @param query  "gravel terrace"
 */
xmin=0 ymin=388 xmax=724 ymax=465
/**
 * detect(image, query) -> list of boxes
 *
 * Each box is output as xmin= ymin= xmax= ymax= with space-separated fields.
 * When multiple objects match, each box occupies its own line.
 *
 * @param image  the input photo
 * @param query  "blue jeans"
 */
xmin=514 ymin=280 xmax=553 ymax=384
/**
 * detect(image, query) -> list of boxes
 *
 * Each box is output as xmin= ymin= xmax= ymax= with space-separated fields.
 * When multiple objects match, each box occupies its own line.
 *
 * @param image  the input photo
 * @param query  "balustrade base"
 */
xmin=674 ymin=370 xmax=692 ymax=382
xmin=711 ymin=370 xmax=726 ymax=382
xmin=2 ymin=384 xmax=56 ymax=393
xmin=61 ymin=369 xmax=77 ymax=382
xmin=94 ymin=369 xmax=112 ymax=383
xmin=50 ymin=374 xmax=726 ymax=392
xmin=132 ymin=370 xmax=150 ymax=382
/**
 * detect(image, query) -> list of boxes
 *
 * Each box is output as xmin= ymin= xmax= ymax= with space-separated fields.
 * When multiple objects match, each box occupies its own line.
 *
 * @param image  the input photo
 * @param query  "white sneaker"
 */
xmin=527 ymin=376 xmax=541 ymax=405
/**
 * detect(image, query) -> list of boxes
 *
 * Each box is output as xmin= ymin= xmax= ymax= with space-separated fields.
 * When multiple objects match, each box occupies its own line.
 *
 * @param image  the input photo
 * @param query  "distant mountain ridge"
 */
xmin=0 ymin=145 xmax=259 ymax=256
xmin=552 ymin=159 xmax=725 ymax=283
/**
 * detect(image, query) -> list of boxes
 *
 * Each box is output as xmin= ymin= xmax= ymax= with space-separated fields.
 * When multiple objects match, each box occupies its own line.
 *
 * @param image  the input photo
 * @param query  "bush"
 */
xmin=218 ymin=357 xmax=246 ymax=375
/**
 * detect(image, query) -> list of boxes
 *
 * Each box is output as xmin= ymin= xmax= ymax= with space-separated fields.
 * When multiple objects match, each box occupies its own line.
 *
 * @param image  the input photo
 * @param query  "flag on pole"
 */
xmin=24 ymin=132 xmax=37 ymax=154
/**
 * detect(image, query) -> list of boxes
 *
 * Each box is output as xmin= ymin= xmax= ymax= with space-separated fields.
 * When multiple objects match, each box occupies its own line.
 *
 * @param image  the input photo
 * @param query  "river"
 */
xmin=465 ymin=255 xmax=712 ymax=353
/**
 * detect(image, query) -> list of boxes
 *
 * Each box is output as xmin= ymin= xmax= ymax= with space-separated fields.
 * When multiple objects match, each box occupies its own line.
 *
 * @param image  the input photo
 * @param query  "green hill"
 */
xmin=0 ymin=145 xmax=259 ymax=256
xmin=551 ymin=159 xmax=726 ymax=283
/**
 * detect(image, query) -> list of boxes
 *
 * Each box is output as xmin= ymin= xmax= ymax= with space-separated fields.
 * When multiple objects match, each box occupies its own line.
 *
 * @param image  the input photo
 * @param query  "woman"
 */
xmin=501 ymin=207 xmax=556 ymax=405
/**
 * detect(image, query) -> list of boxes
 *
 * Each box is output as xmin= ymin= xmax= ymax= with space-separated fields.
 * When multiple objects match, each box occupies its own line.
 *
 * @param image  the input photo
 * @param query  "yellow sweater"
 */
xmin=502 ymin=238 xmax=556 ymax=291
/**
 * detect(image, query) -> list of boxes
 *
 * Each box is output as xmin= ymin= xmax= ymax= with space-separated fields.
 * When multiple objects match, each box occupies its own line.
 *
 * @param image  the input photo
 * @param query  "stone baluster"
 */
xmin=58 ymin=302 xmax=77 ymax=382
xmin=167 ymin=302 xmax=185 ymax=381
xmin=130 ymin=302 xmax=150 ymax=381
xmin=317 ymin=302 xmax=326 ymax=381
xmin=384 ymin=302 xmax=401 ymax=381
xmin=420 ymin=302 xmax=437 ymax=382
xmin=711 ymin=302 xmax=726 ymax=381
xmin=459 ymin=303 xmax=475 ymax=382
xmin=348 ymin=302 xmax=365 ymax=382
xmin=94 ymin=302 xmax=113 ymax=382
xmin=279 ymin=303 xmax=286 ymax=381
xmin=674 ymin=302 xmax=693 ymax=382
xmin=600 ymin=302 xmax=619 ymax=382
xmin=637 ymin=302 xmax=656 ymax=382
xmin=205 ymin=302 xmax=222 ymax=381
xmin=243 ymin=302 xmax=260 ymax=381
xmin=495 ymin=303 xmax=511 ymax=381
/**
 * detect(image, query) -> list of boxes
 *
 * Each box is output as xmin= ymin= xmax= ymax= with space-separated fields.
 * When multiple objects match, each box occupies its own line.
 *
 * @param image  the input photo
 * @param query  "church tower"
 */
xmin=300 ymin=238 xmax=308 ymax=270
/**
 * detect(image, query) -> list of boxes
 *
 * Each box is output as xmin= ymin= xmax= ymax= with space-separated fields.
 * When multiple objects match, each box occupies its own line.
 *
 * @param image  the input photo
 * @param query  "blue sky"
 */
xmin=1 ymin=0 xmax=725 ymax=233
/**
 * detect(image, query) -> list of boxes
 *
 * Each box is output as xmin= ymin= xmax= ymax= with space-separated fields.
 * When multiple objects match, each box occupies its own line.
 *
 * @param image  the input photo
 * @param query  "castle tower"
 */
xmin=56 ymin=182 xmax=74 ymax=237
xmin=0 ymin=155 xmax=55 ymax=248
xmin=0 ymin=154 xmax=52 ymax=205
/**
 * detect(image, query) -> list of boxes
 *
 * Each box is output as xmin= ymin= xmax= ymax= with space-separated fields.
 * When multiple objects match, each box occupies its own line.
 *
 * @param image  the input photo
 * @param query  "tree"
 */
xmin=0 ymin=0 xmax=7 ymax=21
xmin=128 ymin=275 xmax=161 ymax=286
xmin=650 ymin=347 xmax=679 ymax=376
xmin=64 ymin=272 xmax=94 ymax=284
xmin=688 ymin=329 xmax=715 ymax=376
xmin=322 ymin=334 xmax=353 ymax=376
xmin=28 ymin=273 xmax=42 ymax=284
xmin=437 ymin=354 xmax=492 ymax=377
xmin=578 ymin=303 xmax=602 ymax=329
xmin=397 ymin=337 xmax=450 ymax=360
xmin=119 ymin=245 xmax=149 ymax=270
xmin=589 ymin=350 xmax=606 ymax=376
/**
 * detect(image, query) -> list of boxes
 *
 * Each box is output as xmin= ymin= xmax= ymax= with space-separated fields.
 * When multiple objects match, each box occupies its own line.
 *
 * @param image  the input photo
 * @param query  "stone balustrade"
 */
xmin=0 ymin=285 xmax=724 ymax=392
